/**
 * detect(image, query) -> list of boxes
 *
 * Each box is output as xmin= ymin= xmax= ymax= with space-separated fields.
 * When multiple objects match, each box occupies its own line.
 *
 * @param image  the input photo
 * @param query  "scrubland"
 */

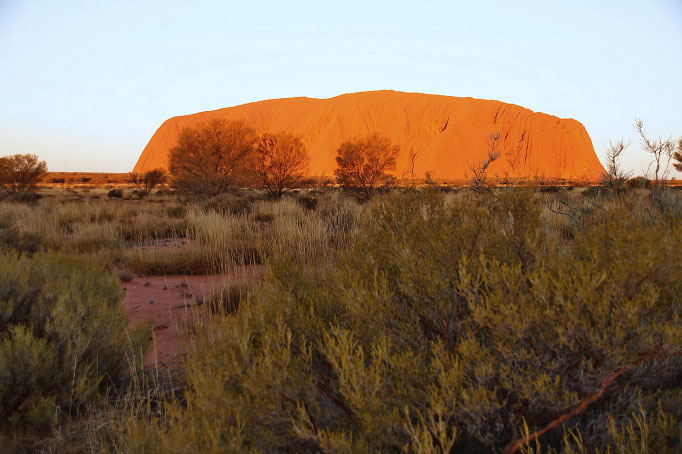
xmin=0 ymin=184 xmax=680 ymax=453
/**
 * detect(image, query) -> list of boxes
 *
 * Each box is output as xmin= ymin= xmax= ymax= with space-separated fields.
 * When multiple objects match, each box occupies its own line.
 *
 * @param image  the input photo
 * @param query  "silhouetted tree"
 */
xmin=255 ymin=132 xmax=309 ymax=197
xmin=0 ymin=153 xmax=48 ymax=194
xmin=468 ymin=132 xmax=501 ymax=192
xmin=673 ymin=137 xmax=682 ymax=173
xmin=129 ymin=168 xmax=168 ymax=195
xmin=335 ymin=133 xmax=399 ymax=199
xmin=169 ymin=119 xmax=258 ymax=196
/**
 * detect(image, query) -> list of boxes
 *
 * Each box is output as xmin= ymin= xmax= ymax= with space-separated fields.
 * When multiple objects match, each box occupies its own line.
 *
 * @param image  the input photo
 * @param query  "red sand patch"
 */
xmin=122 ymin=267 xmax=262 ymax=367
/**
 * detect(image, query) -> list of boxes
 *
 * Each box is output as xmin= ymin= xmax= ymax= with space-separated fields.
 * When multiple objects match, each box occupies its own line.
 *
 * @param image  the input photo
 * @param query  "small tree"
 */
xmin=673 ymin=137 xmax=682 ymax=172
xmin=255 ymin=132 xmax=309 ymax=197
xmin=600 ymin=139 xmax=632 ymax=192
xmin=424 ymin=170 xmax=436 ymax=186
xmin=335 ymin=133 xmax=399 ymax=199
xmin=169 ymin=119 xmax=258 ymax=196
xmin=0 ymin=153 xmax=48 ymax=194
xmin=129 ymin=168 xmax=168 ymax=195
xmin=468 ymin=132 xmax=501 ymax=192
xmin=635 ymin=118 xmax=676 ymax=185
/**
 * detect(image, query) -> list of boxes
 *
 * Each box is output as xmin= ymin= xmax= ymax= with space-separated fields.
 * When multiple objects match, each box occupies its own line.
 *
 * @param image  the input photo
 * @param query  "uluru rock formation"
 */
xmin=134 ymin=90 xmax=603 ymax=181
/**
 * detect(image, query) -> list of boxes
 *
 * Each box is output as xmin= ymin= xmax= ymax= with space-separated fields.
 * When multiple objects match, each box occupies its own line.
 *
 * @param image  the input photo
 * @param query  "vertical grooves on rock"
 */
xmin=132 ymin=91 xmax=603 ymax=180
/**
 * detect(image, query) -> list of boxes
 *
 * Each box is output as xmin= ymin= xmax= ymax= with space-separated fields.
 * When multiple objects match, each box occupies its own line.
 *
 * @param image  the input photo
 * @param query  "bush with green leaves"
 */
xmin=0 ymin=253 xmax=149 ymax=432
xmin=201 ymin=192 xmax=260 ymax=216
xmin=121 ymin=188 xmax=680 ymax=453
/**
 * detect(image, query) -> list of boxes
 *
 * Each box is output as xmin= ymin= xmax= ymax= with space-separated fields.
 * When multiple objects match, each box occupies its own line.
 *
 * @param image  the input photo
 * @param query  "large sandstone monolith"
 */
xmin=133 ymin=90 xmax=603 ymax=181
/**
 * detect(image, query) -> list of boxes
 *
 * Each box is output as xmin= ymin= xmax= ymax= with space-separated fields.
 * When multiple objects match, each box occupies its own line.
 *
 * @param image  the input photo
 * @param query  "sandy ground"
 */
xmin=121 ymin=267 xmax=262 ymax=367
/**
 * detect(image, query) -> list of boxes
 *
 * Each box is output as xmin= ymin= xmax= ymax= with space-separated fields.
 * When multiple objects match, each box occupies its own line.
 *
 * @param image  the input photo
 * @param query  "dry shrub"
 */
xmin=205 ymin=282 xmax=252 ymax=315
xmin=134 ymin=188 xmax=681 ymax=453
xmin=255 ymin=131 xmax=310 ymax=197
xmin=335 ymin=133 xmax=399 ymax=199
xmin=169 ymin=119 xmax=258 ymax=196
xmin=0 ymin=253 xmax=149 ymax=433
xmin=0 ymin=154 xmax=47 ymax=194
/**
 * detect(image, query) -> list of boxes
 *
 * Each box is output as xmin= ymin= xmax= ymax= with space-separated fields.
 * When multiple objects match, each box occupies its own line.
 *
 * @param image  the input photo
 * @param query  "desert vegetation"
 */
xmin=128 ymin=168 xmax=168 ymax=196
xmin=0 ymin=178 xmax=680 ymax=453
xmin=635 ymin=119 xmax=677 ymax=185
xmin=169 ymin=119 xmax=259 ymax=196
xmin=1 ymin=123 xmax=682 ymax=453
xmin=255 ymin=131 xmax=310 ymax=197
xmin=0 ymin=153 xmax=48 ymax=195
xmin=673 ymin=137 xmax=682 ymax=172
xmin=335 ymin=132 xmax=400 ymax=199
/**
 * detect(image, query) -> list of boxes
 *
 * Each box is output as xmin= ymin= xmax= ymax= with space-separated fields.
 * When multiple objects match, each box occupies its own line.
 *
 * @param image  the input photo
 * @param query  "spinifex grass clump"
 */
xmin=0 ymin=253 xmax=149 ymax=433
xmin=205 ymin=282 xmax=252 ymax=315
xmin=133 ymin=187 xmax=681 ymax=453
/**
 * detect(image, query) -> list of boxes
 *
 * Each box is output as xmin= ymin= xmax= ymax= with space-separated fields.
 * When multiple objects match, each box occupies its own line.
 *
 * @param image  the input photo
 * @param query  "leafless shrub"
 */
xmin=635 ymin=118 xmax=676 ymax=185
xmin=600 ymin=139 xmax=632 ymax=192
xmin=468 ymin=132 xmax=501 ymax=192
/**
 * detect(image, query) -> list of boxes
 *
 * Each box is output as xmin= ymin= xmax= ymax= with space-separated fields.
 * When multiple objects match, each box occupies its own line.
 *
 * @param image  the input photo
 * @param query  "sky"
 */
xmin=0 ymin=0 xmax=681 ymax=174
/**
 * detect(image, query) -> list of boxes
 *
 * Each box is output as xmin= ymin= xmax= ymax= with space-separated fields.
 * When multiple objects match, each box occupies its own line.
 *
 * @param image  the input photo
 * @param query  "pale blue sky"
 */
xmin=1 ymin=0 xmax=680 ymax=173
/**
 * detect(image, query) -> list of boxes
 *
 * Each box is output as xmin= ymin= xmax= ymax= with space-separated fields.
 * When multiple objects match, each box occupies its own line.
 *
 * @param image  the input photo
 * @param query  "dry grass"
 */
xmin=0 ymin=188 xmax=365 ymax=277
xmin=2 ymin=184 xmax=680 ymax=453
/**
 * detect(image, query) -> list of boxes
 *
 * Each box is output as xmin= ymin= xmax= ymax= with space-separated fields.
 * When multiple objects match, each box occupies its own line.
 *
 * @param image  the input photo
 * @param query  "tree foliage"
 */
xmin=255 ymin=131 xmax=309 ymax=197
xmin=129 ymin=168 xmax=168 ymax=195
xmin=0 ymin=154 xmax=47 ymax=194
xmin=169 ymin=119 xmax=258 ymax=196
xmin=335 ymin=133 xmax=399 ymax=199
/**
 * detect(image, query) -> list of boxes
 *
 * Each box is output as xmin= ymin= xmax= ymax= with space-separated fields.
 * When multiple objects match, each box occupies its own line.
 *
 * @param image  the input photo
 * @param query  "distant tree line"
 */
xmin=166 ymin=118 xmax=398 ymax=199
xmin=2 ymin=118 xmax=681 ymax=200
xmin=165 ymin=117 xmax=682 ymax=199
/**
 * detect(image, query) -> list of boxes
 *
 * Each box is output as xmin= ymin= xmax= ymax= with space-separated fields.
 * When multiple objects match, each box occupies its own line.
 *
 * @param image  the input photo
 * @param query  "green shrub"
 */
xmin=253 ymin=212 xmax=275 ymax=224
xmin=538 ymin=185 xmax=561 ymax=193
xmin=3 ymin=191 xmax=43 ymax=205
xmin=202 ymin=193 xmax=255 ymax=215
xmin=649 ymin=188 xmax=682 ymax=222
xmin=165 ymin=204 xmax=187 ymax=219
xmin=119 ymin=217 xmax=187 ymax=243
xmin=628 ymin=176 xmax=652 ymax=189
xmin=155 ymin=188 xmax=174 ymax=196
xmin=296 ymin=195 xmax=318 ymax=211
xmin=205 ymin=283 xmax=252 ymax=315
xmin=107 ymin=188 xmax=123 ymax=198
xmin=0 ymin=220 xmax=42 ymax=255
xmin=125 ymin=247 xmax=213 ymax=275
xmin=142 ymin=188 xmax=681 ymax=453
xmin=0 ymin=253 xmax=149 ymax=430
xmin=319 ymin=196 xmax=361 ymax=249
xmin=581 ymin=185 xmax=604 ymax=198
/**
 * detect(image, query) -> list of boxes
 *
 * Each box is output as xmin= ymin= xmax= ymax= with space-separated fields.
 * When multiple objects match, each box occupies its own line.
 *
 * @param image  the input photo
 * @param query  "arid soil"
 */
xmin=122 ymin=267 xmax=262 ymax=367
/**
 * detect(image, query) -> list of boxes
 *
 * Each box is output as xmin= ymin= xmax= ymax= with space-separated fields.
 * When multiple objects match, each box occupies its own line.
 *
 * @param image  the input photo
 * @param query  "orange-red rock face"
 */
xmin=133 ymin=90 xmax=603 ymax=181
